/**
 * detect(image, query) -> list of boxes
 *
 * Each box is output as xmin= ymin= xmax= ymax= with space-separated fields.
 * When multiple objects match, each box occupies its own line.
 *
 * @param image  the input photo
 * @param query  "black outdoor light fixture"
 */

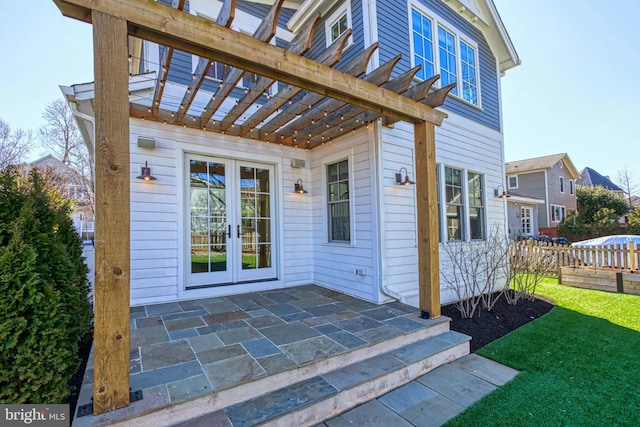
xmin=136 ymin=161 xmax=157 ymax=181
xmin=495 ymin=184 xmax=510 ymax=199
xmin=293 ymin=178 xmax=308 ymax=194
xmin=395 ymin=167 xmax=415 ymax=186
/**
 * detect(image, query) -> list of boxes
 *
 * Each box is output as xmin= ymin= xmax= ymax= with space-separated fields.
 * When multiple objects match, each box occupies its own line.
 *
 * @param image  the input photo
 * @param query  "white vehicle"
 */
xmin=571 ymin=235 xmax=640 ymax=269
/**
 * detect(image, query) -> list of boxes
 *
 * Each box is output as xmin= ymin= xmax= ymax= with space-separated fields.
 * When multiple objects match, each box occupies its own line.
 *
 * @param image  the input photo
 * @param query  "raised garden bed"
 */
xmin=559 ymin=267 xmax=640 ymax=295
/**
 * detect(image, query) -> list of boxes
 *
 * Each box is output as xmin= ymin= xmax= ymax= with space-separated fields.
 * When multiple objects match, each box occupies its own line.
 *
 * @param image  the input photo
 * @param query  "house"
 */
xmin=505 ymin=192 xmax=545 ymax=239
xmin=577 ymin=167 xmax=625 ymax=197
xmin=56 ymin=0 xmax=520 ymax=417
xmin=26 ymin=154 xmax=94 ymax=239
xmin=63 ymin=0 xmax=518 ymax=309
xmin=505 ymin=153 xmax=579 ymax=236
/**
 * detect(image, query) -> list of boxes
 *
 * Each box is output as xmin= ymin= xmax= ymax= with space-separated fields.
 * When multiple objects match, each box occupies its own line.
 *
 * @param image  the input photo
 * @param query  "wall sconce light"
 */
xmin=495 ymin=185 xmax=510 ymax=199
xmin=395 ymin=167 xmax=415 ymax=186
xmin=136 ymin=161 xmax=157 ymax=181
xmin=293 ymin=178 xmax=308 ymax=194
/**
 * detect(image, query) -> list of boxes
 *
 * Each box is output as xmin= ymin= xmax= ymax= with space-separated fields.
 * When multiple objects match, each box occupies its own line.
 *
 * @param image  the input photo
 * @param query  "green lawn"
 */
xmin=446 ymin=278 xmax=640 ymax=427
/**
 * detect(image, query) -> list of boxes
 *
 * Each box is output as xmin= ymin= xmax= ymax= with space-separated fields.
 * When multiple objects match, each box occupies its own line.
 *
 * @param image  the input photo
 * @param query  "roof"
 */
xmin=505 ymin=153 xmax=580 ymax=178
xmin=577 ymin=167 xmax=624 ymax=192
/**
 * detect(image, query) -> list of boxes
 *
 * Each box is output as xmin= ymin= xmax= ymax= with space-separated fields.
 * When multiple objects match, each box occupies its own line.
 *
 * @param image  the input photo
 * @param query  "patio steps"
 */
xmin=170 ymin=328 xmax=470 ymax=427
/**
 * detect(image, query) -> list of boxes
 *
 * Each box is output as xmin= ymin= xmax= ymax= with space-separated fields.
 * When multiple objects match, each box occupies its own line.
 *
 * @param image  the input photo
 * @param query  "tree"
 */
xmin=615 ymin=166 xmax=640 ymax=208
xmin=628 ymin=209 xmax=640 ymax=235
xmin=0 ymin=118 xmax=31 ymax=171
xmin=576 ymin=185 xmax=629 ymax=224
xmin=38 ymin=99 xmax=94 ymax=217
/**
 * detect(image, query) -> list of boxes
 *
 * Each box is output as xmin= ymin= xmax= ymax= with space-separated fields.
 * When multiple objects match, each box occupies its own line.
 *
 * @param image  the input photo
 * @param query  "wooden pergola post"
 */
xmin=415 ymin=121 xmax=440 ymax=318
xmin=92 ymin=10 xmax=131 ymax=414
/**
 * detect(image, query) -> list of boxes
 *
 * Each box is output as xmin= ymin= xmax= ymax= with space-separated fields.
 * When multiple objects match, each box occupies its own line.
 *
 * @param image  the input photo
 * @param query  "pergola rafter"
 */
xmin=53 ymin=0 xmax=452 ymax=415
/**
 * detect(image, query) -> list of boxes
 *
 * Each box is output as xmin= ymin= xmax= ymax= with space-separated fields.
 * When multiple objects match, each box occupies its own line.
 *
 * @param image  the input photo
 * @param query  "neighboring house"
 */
xmin=630 ymin=195 xmax=640 ymax=211
xmin=27 ymin=154 xmax=94 ymax=239
xmin=505 ymin=192 xmax=545 ymax=239
xmin=505 ymin=153 xmax=579 ymax=234
xmin=578 ymin=166 xmax=626 ymax=224
xmin=577 ymin=167 xmax=625 ymax=197
xmin=63 ymin=0 xmax=519 ymax=308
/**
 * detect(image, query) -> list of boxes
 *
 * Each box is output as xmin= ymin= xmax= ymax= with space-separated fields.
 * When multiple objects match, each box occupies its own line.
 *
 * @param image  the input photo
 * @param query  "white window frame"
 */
xmin=551 ymin=204 xmax=566 ymax=223
xmin=408 ymin=2 xmax=482 ymax=108
xmin=323 ymin=154 xmax=355 ymax=246
xmin=325 ymin=1 xmax=353 ymax=49
xmin=438 ymin=165 xmax=486 ymax=243
xmin=569 ymin=179 xmax=574 ymax=195
xmin=559 ymin=176 xmax=565 ymax=193
xmin=508 ymin=175 xmax=518 ymax=189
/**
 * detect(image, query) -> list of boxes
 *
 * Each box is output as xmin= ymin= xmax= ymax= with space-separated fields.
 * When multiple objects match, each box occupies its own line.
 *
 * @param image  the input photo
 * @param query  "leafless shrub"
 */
xmin=507 ymin=240 xmax=554 ymax=304
xmin=440 ymin=225 xmax=510 ymax=318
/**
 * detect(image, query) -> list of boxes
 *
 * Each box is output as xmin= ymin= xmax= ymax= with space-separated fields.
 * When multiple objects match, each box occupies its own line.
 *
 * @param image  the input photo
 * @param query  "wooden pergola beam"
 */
xmin=275 ymin=55 xmax=401 ymax=144
xmin=175 ymin=0 xmax=236 ymax=123
xmin=216 ymin=13 xmax=320 ymax=132
xmin=199 ymin=0 xmax=284 ymax=124
xmin=91 ymin=10 xmax=131 ymax=414
xmin=237 ymin=30 xmax=355 ymax=137
xmin=55 ymin=0 xmax=446 ymax=125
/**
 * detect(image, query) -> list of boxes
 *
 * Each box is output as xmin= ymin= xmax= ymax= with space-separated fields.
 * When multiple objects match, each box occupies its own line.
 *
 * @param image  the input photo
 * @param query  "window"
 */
xmin=551 ymin=205 xmax=565 ymax=223
xmin=438 ymin=26 xmax=457 ymax=93
xmin=411 ymin=9 xmax=435 ymax=81
xmin=445 ymin=167 xmax=464 ymax=241
xmin=410 ymin=7 xmax=480 ymax=106
xmin=436 ymin=166 xmax=442 ymax=242
xmin=508 ymin=175 xmax=518 ymax=189
xmin=327 ymin=160 xmax=350 ymax=242
xmin=521 ymin=207 xmax=532 ymax=235
xmin=559 ymin=176 xmax=565 ymax=193
xmin=206 ymin=61 xmax=229 ymax=81
xmin=460 ymin=40 xmax=478 ymax=105
xmin=325 ymin=2 xmax=352 ymax=48
xmin=569 ymin=180 xmax=574 ymax=195
xmin=468 ymin=172 xmax=485 ymax=240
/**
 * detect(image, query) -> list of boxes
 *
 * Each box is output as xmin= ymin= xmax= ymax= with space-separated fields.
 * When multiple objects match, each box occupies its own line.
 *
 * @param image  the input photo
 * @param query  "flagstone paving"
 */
xmin=76 ymin=285 xmax=439 ymax=417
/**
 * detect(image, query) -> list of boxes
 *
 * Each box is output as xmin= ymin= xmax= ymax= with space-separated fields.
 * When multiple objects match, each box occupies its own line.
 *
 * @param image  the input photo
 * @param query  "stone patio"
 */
xmin=74 ymin=285 xmax=453 ymax=425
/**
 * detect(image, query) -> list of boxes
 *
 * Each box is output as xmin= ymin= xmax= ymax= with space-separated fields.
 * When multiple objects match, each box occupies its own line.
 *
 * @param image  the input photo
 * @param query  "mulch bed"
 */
xmin=442 ymin=293 xmax=555 ymax=352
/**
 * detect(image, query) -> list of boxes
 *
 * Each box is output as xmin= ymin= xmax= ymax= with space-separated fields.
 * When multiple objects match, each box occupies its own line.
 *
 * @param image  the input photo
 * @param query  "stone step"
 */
xmin=101 ymin=315 xmax=454 ymax=426
xmin=176 ymin=330 xmax=470 ymax=427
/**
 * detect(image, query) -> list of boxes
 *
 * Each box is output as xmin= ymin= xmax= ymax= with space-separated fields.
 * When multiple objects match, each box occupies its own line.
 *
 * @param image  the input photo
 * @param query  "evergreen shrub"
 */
xmin=0 ymin=169 xmax=91 ymax=403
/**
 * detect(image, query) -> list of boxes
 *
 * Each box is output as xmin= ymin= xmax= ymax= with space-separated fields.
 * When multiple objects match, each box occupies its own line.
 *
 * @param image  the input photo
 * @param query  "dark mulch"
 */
xmin=65 ymin=331 xmax=93 ymax=422
xmin=442 ymin=293 xmax=555 ymax=352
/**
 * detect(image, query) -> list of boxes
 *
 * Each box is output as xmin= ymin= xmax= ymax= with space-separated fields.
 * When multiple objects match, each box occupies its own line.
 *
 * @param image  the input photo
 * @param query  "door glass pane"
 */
xmin=239 ymin=165 xmax=271 ymax=270
xmin=190 ymin=160 xmax=227 ymax=274
xmin=210 ymin=245 xmax=227 ymax=272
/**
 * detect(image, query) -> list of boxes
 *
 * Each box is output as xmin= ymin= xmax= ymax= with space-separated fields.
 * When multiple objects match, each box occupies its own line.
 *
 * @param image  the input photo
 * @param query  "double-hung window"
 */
xmin=327 ymin=160 xmax=350 ymax=242
xmin=410 ymin=7 xmax=480 ymax=106
xmin=559 ymin=176 xmax=565 ymax=193
xmin=551 ymin=205 xmax=565 ymax=223
xmin=468 ymin=172 xmax=485 ymax=240
xmin=440 ymin=166 xmax=486 ymax=242
xmin=445 ymin=167 xmax=464 ymax=241
xmin=325 ymin=1 xmax=352 ymax=48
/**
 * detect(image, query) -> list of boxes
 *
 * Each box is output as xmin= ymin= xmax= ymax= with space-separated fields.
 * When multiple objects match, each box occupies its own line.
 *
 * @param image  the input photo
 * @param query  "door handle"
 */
xmin=237 ymin=225 xmax=241 ymax=238
xmin=227 ymin=224 xmax=232 ymax=238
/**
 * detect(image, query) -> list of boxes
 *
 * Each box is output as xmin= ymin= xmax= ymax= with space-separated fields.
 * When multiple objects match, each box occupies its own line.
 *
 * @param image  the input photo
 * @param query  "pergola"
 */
xmin=53 ymin=0 xmax=452 ymax=415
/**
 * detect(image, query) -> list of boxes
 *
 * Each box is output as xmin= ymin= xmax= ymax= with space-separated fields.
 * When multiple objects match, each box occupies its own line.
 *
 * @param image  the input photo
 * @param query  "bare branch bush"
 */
xmin=0 ymin=118 xmax=31 ymax=171
xmin=440 ymin=225 xmax=510 ymax=318
xmin=507 ymin=240 xmax=554 ymax=304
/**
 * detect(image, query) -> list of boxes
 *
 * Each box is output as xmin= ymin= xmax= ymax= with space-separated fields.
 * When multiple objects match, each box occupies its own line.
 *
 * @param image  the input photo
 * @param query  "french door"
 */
xmin=187 ymin=156 xmax=276 ymax=287
xmin=521 ymin=206 xmax=532 ymax=235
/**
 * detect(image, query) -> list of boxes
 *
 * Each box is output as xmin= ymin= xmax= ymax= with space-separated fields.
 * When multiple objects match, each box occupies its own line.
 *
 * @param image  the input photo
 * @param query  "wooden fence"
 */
xmin=511 ymin=240 xmax=638 ymax=271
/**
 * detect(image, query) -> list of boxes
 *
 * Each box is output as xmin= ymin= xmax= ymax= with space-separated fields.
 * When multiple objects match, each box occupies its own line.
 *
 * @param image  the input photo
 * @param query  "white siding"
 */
xmin=379 ymin=110 xmax=507 ymax=306
xmin=309 ymin=127 xmax=379 ymax=302
xmin=128 ymin=119 xmax=313 ymax=306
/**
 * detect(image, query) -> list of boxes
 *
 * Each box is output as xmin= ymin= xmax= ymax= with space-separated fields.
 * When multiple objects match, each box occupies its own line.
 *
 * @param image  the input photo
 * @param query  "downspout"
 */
xmin=373 ymin=121 xmax=405 ymax=303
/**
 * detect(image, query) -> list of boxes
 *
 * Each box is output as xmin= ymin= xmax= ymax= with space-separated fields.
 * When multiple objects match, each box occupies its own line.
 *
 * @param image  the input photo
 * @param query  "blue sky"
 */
xmin=1 ymin=0 xmax=638 ymax=180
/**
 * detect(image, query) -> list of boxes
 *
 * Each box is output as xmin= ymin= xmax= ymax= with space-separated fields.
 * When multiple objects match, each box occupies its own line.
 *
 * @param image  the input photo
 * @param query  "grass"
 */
xmin=445 ymin=278 xmax=640 ymax=427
